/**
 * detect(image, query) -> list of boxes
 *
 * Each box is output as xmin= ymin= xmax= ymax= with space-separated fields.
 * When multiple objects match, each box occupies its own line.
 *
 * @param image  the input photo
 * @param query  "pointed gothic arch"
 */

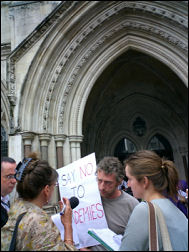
xmin=1 ymin=1 xmax=186 ymax=172
xmin=1 ymin=1 xmax=188 ymax=205
xmin=114 ymin=138 xmax=137 ymax=163
xmin=147 ymin=133 xmax=174 ymax=161
xmin=16 ymin=1 xmax=187 ymax=137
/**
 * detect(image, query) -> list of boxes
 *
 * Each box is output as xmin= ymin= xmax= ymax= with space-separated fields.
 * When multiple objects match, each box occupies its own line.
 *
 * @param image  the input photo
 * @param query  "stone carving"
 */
xmin=133 ymin=117 xmax=147 ymax=137
xmin=9 ymin=2 xmax=187 ymax=62
xmin=56 ymin=20 xmax=187 ymax=131
xmin=6 ymin=2 xmax=187 ymax=132
xmin=40 ymin=3 xmax=187 ymax=132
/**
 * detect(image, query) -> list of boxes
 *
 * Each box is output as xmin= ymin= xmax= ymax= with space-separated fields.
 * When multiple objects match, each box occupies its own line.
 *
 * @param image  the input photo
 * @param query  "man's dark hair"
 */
xmin=1 ymin=157 xmax=16 ymax=170
xmin=1 ymin=157 xmax=16 ymax=164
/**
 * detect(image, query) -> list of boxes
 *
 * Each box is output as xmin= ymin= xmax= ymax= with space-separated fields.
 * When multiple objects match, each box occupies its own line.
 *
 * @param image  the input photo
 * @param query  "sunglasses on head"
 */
xmin=15 ymin=158 xmax=32 ymax=181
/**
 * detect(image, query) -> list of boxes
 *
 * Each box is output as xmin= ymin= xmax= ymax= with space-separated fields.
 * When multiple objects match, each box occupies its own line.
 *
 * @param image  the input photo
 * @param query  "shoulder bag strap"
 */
xmin=153 ymin=203 xmax=173 ymax=251
xmin=147 ymin=201 xmax=159 ymax=251
xmin=9 ymin=212 xmax=26 ymax=251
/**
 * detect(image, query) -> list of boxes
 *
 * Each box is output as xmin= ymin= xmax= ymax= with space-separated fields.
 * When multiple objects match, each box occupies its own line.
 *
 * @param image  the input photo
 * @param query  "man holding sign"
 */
xmin=56 ymin=153 xmax=108 ymax=249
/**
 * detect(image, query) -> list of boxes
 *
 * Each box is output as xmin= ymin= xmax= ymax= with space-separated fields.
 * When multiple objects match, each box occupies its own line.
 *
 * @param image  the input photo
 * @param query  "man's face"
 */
xmin=97 ymin=170 xmax=120 ymax=199
xmin=1 ymin=162 xmax=17 ymax=197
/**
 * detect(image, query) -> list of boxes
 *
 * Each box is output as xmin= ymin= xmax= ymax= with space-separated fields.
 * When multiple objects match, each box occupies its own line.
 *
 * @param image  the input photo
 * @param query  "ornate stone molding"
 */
xmin=21 ymin=131 xmax=35 ymax=141
xmin=54 ymin=134 xmax=67 ymax=147
xmin=39 ymin=133 xmax=51 ymax=140
xmin=1 ymin=43 xmax=11 ymax=57
xmin=6 ymin=1 xmax=187 ymax=132
xmin=54 ymin=20 xmax=187 ymax=131
xmin=8 ymin=1 xmax=188 ymax=63
xmin=39 ymin=133 xmax=51 ymax=146
xmin=6 ymin=2 xmax=80 ymax=133
xmin=41 ymin=1 xmax=188 ymax=131
xmin=7 ymin=58 xmax=16 ymax=96
xmin=69 ymin=135 xmax=83 ymax=143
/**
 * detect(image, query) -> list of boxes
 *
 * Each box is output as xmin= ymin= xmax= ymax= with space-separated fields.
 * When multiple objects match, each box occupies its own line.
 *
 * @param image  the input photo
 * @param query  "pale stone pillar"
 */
xmin=21 ymin=132 xmax=35 ymax=157
xmin=39 ymin=134 xmax=51 ymax=161
xmin=54 ymin=134 xmax=66 ymax=202
xmin=69 ymin=135 xmax=83 ymax=162
xmin=54 ymin=134 xmax=66 ymax=168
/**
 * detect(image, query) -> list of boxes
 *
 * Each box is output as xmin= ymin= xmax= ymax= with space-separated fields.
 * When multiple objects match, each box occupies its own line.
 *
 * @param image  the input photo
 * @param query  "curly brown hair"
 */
xmin=96 ymin=156 xmax=125 ymax=182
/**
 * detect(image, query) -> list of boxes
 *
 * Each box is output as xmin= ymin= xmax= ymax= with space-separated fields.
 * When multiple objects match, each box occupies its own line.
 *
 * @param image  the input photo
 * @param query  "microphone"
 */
xmin=69 ymin=196 xmax=79 ymax=209
xmin=60 ymin=196 xmax=79 ymax=215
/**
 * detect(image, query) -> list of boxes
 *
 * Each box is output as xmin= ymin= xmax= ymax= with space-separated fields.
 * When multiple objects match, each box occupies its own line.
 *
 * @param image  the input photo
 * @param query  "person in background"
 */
xmin=1 ymin=157 xmax=17 ymax=228
xmin=118 ymin=176 xmax=128 ymax=192
xmin=169 ymin=179 xmax=188 ymax=217
xmin=1 ymin=152 xmax=77 ymax=251
xmin=119 ymin=150 xmax=188 ymax=251
xmin=84 ymin=156 xmax=138 ymax=251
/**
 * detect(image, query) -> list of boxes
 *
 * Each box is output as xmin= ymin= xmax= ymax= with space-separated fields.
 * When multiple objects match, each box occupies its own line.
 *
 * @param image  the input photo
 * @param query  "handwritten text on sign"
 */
xmin=57 ymin=153 xmax=108 ymax=248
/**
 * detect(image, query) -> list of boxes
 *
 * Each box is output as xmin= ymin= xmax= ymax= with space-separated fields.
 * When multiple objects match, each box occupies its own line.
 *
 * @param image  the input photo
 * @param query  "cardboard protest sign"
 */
xmin=57 ymin=153 xmax=108 ymax=248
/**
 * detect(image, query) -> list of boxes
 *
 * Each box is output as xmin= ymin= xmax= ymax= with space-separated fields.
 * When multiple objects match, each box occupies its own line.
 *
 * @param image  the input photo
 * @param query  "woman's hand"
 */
xmin=59 ymin=197 xmax=73 ymax=227
xmin=59 ymin=197 xmax=74 ymax=246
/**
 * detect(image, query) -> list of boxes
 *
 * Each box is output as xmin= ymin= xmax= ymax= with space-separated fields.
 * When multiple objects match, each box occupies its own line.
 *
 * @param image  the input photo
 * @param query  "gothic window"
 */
xmin=147 ymin=134 xmax=173 ymax=161
xmin=1 ymin=126 xmax=8 ymax=157
xmin=114 ymin=138 xmax=137 ymax=163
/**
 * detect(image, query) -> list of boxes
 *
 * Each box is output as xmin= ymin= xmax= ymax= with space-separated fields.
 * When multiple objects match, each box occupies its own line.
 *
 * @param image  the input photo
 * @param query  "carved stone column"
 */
xmin=54 ymin=134 xmax=66 ymax=202
xmin=39 ymin=134 xmax=51 ymax=161
xmin=69 ymin=135 xmax=83 ymax=162
xmin=54 ymin=134 xmax=66 ymax=168
xmin=21 ymin=132 xmax=35 ymax=157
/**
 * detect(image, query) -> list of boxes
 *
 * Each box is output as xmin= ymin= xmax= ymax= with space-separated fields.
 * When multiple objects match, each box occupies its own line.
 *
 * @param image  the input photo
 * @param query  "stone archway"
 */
xmin=80 ymin=49 xmax=187 ymax=178
xmin=2 ymin=1 xmax=187 ymax=206
xmin=13 ymin=1 xmax=187 ymax=172
xmin=18 ymin=2 xmax=187 ymax=134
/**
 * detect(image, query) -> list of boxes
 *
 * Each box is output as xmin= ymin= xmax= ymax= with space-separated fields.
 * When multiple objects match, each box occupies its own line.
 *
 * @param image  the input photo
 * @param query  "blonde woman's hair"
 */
xmin=125 ymin=150 xmax=179 ymax=199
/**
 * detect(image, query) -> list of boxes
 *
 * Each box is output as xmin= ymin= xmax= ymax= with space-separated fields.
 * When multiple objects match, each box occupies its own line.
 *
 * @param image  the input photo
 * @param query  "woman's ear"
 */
xmin=143 ymin=176 xmax=149 ymax=189
xmin=42 ymin=185 xmax=52 ymax=204
xmin=43 ymin=185 xmax=50 ymax=197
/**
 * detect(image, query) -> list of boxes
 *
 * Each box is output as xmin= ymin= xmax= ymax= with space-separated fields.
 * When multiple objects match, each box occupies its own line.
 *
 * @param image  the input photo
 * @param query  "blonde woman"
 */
xmin=119 ymin=150 xmax=188 ymax=251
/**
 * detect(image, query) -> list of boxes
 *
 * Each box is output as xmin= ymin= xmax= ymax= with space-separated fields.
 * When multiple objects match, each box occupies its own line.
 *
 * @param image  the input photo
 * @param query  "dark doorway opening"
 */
xmin=147 ymin=134 xmax=174 ymax=161
xmin=114 ymin=138 xmax=137 ymax=164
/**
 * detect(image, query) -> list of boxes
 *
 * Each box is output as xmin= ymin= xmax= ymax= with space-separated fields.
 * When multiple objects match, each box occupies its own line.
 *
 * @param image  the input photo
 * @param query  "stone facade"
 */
xmin=1 ymin=1 xmax=188 ymax=204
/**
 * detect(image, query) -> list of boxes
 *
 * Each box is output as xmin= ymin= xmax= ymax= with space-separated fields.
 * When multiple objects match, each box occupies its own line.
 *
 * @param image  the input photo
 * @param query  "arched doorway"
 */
xmin=81 ymin=49 xmax=187 ymax=173
xmin=9 ymin=2 xmax=187 ymax=177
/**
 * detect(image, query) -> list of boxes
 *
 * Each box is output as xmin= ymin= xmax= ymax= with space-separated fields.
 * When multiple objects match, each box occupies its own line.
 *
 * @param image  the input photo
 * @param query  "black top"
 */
xmin=1 ymin=204 xmax=8 ymax=228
